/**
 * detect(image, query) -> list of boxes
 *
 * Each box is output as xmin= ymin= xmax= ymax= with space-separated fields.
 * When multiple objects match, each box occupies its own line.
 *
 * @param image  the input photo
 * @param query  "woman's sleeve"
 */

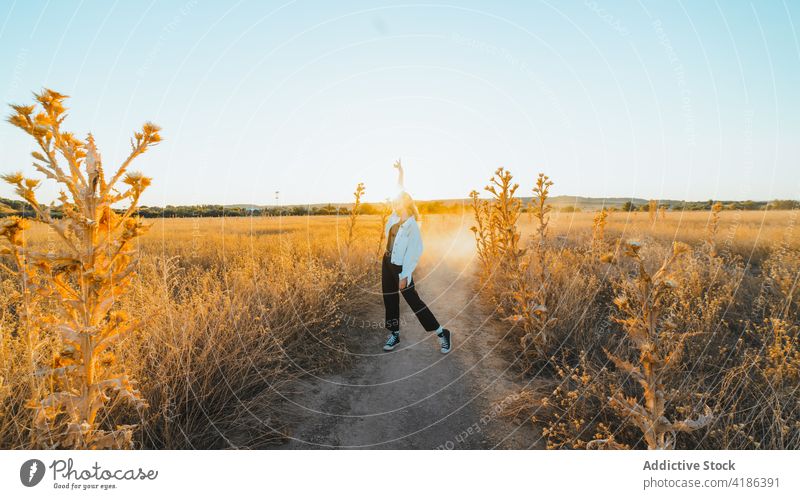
xmin=385 ymin=212 xmax=398 ymax=236
xmin=398 ymin=226 xmax=423 ymax=284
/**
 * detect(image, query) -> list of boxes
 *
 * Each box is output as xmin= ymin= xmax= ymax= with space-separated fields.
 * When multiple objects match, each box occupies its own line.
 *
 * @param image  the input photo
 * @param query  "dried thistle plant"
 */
xmin=507 ymin=262 xmax=557 ymax=362
xmin=486 ymin=168 xmax=523 ymax=263
xmin=760 ymin=318 xmax=800 ymax=385
xmin=507 ymin=172 xmax=555 ymax=357
xmin=467 ymin=169 xmax=796 ymax=450
xmin=470 ymin=169 xmax=556 ymax=360
xmin=346 ymin=182 xmax=365 ymax=252
xmin=591 ymin=208 xmax=609 ymax=259
xmin=0 ymin=216 xmax=48 ymax=447
xmin=648 ymin=200 xmax=658 ymax=224
xmin=600 ymin=241 xmax=713 ymax=449
xmin=705 ymin=201 xmax=723 ymax=258
xmin=376 ymin=197 xmax=391 ymax=257
xmin=476 ymin=168 xmax=524 ymax=307
xmin=469 ymin=189 xmax=496 ymax=274
xmin=2 ymin=89 xmax=160 ymax=449
xmin=530 ymin=173 xmax=553 ymax=267
xmin=470 ymin=168 xmax=522 ymax=295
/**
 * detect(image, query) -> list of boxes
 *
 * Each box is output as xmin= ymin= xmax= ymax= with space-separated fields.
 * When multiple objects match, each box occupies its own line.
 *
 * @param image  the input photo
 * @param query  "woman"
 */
xmin=381 ymin=159 xmax=451 ymax=353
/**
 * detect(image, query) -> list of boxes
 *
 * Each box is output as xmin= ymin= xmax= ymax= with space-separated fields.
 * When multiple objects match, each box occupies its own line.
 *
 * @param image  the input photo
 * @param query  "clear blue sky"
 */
xmin=0 ymin=0 xmax=798 ymax=206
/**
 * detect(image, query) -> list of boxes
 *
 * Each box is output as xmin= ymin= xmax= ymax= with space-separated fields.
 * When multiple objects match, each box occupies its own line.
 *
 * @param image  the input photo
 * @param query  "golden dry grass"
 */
xmin=1 ymin=215 xmax=379 ymax=449
xmin=2 ymin=198 xmax=798 ymax=449
xmin=528 ymin=209 xmax=800 ymax=259
xmin=470 ymin=169 xmax=800 ymax=450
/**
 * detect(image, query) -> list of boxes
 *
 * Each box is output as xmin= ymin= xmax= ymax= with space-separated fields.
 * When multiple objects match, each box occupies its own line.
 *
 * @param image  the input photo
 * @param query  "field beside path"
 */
xmin=2 ymin=210 xmax=798 ymax=449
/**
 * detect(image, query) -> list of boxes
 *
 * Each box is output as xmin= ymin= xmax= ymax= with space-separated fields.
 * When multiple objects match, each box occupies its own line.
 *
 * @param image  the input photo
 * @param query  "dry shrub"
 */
xmin=471 ymin=169 xmax=558 ymax=365
xmin=123 ymin=242 xmax=354 ymax=448
xmin=544 ymin=248 xmax=605 ymax=355
xmin=710 ymin=317 xmax=800 ymax=449
xmin=470 ymin=170 xmax=800 ymax=449
xmin=1 ymin=89 xmax=159 ymax=448
xmin=470 ymin=168 xmax=523 ymax=308
xmin=601 ymin=241 xmax=713 ymax=449
xmin=117 ymin=214 xmax=378 ymax=449
xmin=469 ymin=189 xmax=497 ymax=274
xmin=530 ymin=173 xmax=554 ymax=271
xmin=523 ymin=354 xmax=635 ymax=449
xmin=0 ymin=276 xmax=44 ymax=448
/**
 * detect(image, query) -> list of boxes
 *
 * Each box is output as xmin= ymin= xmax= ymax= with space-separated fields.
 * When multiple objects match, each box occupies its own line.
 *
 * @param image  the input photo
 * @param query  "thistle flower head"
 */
xmin=1 ymin=172 xmax=24 ymax=185
xmin=123 ymin=172 xmax=152 ymax=191
xmin=0 ymin=216 xmax=30 ymax=245
xmin=672 ymin=241 xmax=690 ymax=256
xmin=10 ymin=104 xmax=35 ymax=116
xmin=141 ymin=122 xmax=162 ymax=144
xmin=624 ymin=240 xmax=642 ymax=257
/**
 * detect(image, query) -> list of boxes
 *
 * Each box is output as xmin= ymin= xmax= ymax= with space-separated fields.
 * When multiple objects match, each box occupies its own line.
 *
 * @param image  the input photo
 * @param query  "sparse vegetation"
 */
xmin=472 ymin=169 xmax=555 ymax=360
xmin=1 ymin=92 xmax=797 ymax=451
xmin=600 ymin=241 xmax=713 ymax=449
xmin=0 ymin=91 xmax=376 ymax=449
xmin=471 ymin=169 xmax=800 ymax=450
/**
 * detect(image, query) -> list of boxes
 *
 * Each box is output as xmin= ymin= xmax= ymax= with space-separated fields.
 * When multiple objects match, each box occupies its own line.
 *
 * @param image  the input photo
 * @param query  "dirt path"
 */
xmin=269 ymin=230 xmax=543 ymax=449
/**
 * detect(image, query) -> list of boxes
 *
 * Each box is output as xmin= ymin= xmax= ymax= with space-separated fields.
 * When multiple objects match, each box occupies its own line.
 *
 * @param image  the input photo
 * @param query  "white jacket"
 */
xmin=385 ymin=212 xmax=423 ymax=285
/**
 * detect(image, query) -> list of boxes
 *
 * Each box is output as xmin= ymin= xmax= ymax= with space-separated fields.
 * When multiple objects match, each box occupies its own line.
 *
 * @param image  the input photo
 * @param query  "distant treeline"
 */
xmin=0 ymin=199 xmax=466 ymax=218
xmin=133 ymin=200 xmax=466 ymax=217
xmin=561 ymin=199 xmax=800 ymax=213
xmin=2 ymin=197 xmax=797 ymax=218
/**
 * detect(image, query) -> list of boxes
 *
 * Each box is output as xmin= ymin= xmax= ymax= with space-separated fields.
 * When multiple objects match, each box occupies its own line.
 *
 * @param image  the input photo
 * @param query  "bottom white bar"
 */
xmin=1 ymin=450 xmax=797 ymax=498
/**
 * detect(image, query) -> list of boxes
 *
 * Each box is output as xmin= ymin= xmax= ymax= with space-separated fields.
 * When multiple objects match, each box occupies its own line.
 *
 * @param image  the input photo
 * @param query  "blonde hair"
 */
xmin=395 ymin=190 xmax=421 ymax=221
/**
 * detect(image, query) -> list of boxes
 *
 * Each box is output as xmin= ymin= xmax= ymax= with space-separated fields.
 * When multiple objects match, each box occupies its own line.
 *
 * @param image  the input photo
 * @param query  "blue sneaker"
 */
xmin=437 ymin=329 xmax=452 ymax=354
xmin=383 ymin=332 xmax=400 ymax=351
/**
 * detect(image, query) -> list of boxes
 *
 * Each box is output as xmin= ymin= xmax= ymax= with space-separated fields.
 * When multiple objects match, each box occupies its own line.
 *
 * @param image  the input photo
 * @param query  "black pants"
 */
xmin=381 ymin=254 xmax=440 ymax=332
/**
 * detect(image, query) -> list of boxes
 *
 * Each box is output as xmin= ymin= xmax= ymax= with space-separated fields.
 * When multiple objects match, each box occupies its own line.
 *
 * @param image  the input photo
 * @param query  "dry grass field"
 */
xmin=470 ymin=169 xmax=800 ymax=450
xmin=3 ymin=205 xmax=797 ymax=449
xmin=1 ymin=215 xmax=380 ymax=449
xmin=538 ymin=209 xmax=799 ymax=262
xmin=0 ymin=99 xmax=796 ymax=451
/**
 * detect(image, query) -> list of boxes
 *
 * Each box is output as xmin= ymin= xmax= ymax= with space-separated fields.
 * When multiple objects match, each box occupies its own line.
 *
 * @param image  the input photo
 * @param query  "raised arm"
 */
xmin=393 ymin=158 xmax=404 ymax=190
